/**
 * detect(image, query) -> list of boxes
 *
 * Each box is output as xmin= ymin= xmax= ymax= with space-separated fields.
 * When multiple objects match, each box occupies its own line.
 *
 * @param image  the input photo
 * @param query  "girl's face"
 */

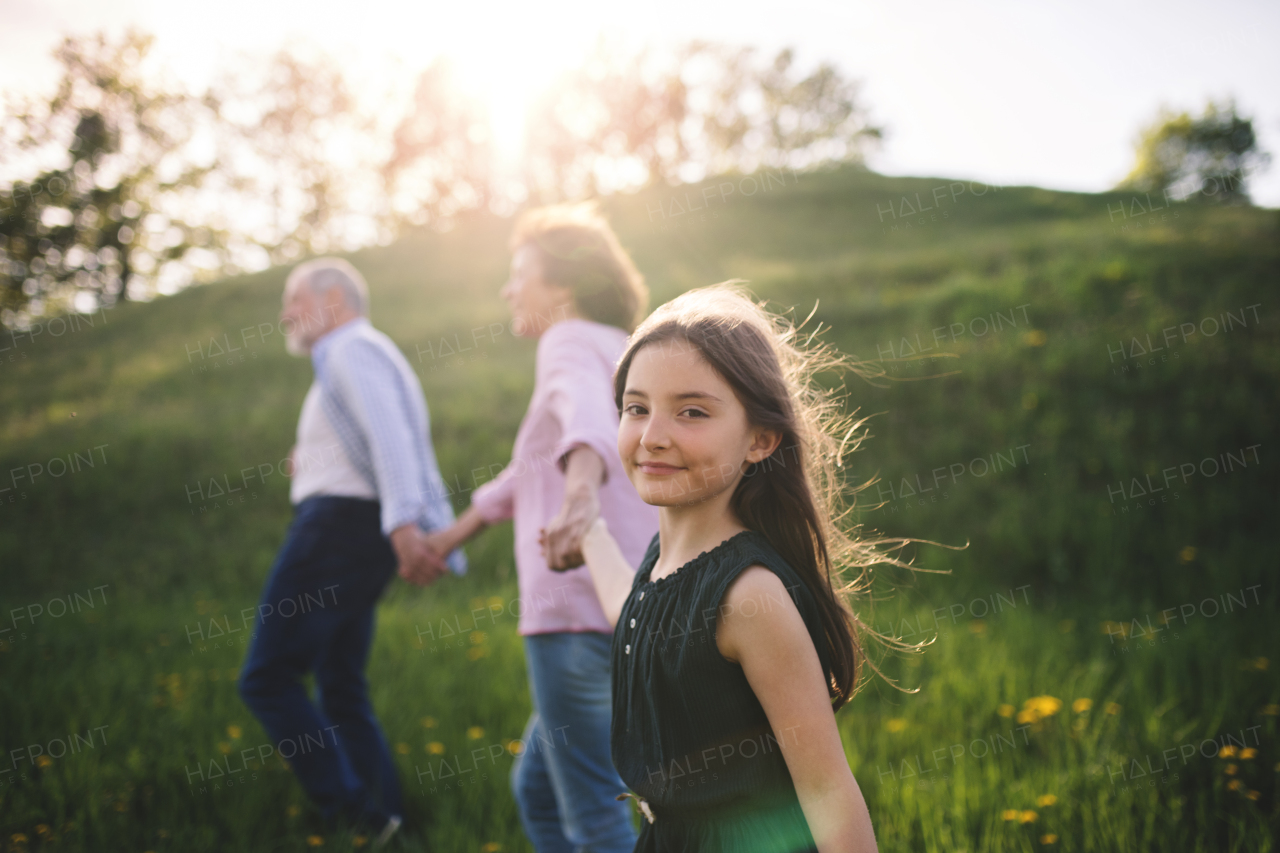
xmin=500 ymin=245 xmax=576 ymax=338
xmin=618 ymin=338 xmax=780 ymax=507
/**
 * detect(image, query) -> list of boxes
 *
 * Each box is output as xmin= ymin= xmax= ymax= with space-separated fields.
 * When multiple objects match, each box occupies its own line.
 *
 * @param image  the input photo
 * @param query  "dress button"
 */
xmin=639 ymin=591 xmax=645 ymax=600
xmin=630 ymin=618 xmax=636 ymax=628
xmin=625 ymin=644 xmax=631 ymax=654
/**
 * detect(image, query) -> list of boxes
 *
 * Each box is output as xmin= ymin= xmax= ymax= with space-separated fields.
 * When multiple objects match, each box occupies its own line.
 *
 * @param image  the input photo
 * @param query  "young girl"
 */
xmin=567 ymin=284 xmax=881 ymax=853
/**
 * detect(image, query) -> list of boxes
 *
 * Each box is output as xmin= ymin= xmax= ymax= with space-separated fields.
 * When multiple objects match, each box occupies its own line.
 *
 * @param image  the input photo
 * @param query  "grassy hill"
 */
xmin=1 ymin=166 xmax=1277 ymax=850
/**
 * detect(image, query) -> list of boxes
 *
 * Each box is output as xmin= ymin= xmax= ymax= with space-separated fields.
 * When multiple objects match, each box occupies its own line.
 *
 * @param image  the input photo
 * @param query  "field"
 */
xmin=1 ymin=166 xmax=1277 ymax=851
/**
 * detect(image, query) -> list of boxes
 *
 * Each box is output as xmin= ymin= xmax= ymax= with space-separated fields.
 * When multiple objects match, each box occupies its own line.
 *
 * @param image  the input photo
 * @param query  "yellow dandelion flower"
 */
xmin=1219 ymin=746 xmax=1237 ymax=758
xmin=1020 ymin=810 xmax=1038 ymax=823
xmin=1240 ymin=748 xmax=1257 ymax=760
xmin=1227 ymin=780 xmax=1243 ymax=791
xmin=1001 ymin=810 xmax=1019 ymax=821
xmin=227 ymin=725 xmax=242 ymax=739
xmin=428 ymin=742 xmax=446 ymax=755
xmin=1225 ymin=763 xmax=1237 ymax=775
xmin=467 ymin=727 xmax=485 ymax=740
xmin=353 ymin=836 xmax=368 ymax=847
xmin=1253 ymin=657 xmax=1269 ymax=671
xmin=307 ymin=835 xmax=324 ymax=846
xmin=287 ymin=805 xmax=301 ymax=817
xmin=471 ymin=632 xmax=487 ymax=645
xmin=1016 ymin=710 xmax=1036 ymax=724
xmin=1036 ymin=794 xmax=1057 ymax=807
xmin=1040 ymin=834 xmax=1059 ymax=844
xmin=35 ymin=825 xmax=50 ymax=836
xmin=997 ymin=704 xmax=1015 ymax=718
xmin=468 ymin=647 xmax=488 ymax=660
xmin=886 ymin=718 xmax=907 ymax=733
xmin=481 ymin=844 xmax=503 ymax=853
xmin=1104 ymin=702 xmax=1121 ymax=715
xmin=1072 ymin=698 xmax=1093 ymax=714
xmin=11 ymin=834 xmax=28 ymax=844
xmin=488 ymin=596 xmax=504 ymax=607
xmin=1261 ymin=704 xmax=1279 ymax=716
xmin=35 ymin=755 xmax=53 ymax=768
xmin=1178 ymin=545 xmax=1196 ymax=562
xmin=421 ymin=716 xmax=438 ymax=728
xmin=969 ymin=620 xmax=987 ymax=634
xmin=395 ymin=743 xmax=410 ymax=755
xmin=218 ymin=742 xmax=232 ymax=754
xmin=507 ymin=740 xmax=524 ymax=756
xmin=1246 ymin=789 xmax=1261 ymax=801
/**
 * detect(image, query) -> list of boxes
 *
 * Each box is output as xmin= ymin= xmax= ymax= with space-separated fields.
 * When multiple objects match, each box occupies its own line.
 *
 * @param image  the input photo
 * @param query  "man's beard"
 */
xmin=285 ymin=333 xmax=311 ymax=357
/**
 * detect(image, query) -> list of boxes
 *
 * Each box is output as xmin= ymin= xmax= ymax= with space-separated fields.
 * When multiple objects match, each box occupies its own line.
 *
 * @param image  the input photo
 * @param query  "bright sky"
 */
xmin=2 ymin=0 xmax=1278 ymax=205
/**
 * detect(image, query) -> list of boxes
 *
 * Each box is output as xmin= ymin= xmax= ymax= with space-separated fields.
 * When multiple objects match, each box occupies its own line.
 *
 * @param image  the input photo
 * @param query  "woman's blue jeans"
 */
xmin=512 ymin=632 xmax=636 ymax=853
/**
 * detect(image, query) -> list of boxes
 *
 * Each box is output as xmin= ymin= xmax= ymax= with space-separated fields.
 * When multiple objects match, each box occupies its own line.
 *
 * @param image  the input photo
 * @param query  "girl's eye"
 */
xmin=623 ymin=403 xmax=648 ymax=416
xmin=680 ymin=408 xmax=708 ymax=419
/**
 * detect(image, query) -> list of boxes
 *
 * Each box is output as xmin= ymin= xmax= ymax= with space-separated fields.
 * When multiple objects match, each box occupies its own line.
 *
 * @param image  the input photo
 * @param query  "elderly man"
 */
xmin=238 ymin=257 xmax=463 ymax=845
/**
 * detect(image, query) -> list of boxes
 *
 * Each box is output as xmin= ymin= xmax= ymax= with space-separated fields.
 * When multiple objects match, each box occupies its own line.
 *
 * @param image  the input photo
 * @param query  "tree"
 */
xmin=523 ymin=45 xmax=693 ymax=202
xmin=209 ymin=47 xmax=385 ymax=263
xmin=523 ymin=42 xmax=881 ymax=202
xmin=693 ymin=44 xmax=882 ymax=175
xmin=0 ymin=30 xmax=220 ymax=324
xmin=1120 ymin=100 xmax=1270 ymax=203
xmin=381 ymin=60 xmax=497 ymax=228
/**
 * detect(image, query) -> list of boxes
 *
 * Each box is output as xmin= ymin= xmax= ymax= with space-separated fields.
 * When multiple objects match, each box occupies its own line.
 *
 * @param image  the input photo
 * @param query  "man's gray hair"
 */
xmin=288 ymin=257 xmax=370 ymax=316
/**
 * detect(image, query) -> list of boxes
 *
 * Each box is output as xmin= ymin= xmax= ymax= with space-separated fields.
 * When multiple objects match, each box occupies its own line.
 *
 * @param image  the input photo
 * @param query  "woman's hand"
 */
xmin=542 ymin=446 xmax=605 ymax=571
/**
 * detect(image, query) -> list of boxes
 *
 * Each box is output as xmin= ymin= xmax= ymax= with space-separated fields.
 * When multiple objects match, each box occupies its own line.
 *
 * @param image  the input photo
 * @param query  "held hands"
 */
xmin=392 ymin=523 xmax=450 ymax=587
xmin=540 ymin=485 xmax=600 ymax=571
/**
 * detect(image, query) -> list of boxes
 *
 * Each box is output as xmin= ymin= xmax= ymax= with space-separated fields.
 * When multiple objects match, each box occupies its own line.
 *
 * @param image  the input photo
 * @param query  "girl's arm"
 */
xmin=575 ymin=516 xmax=637 ymax=628
xmin=717 ymin=567 xmax=879 ymax=853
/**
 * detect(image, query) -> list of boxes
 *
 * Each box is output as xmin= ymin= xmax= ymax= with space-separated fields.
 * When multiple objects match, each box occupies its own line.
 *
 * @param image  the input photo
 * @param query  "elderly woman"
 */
xmin=423 ymin=204 xmax=658 ymax=853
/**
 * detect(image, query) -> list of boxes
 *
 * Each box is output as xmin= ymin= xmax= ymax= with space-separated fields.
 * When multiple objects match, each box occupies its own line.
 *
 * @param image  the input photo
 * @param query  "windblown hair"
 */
xmin=511 ymin=203 xmax=648 ymax=332
xmin=613 ymin=283 xmax=927 ymax=708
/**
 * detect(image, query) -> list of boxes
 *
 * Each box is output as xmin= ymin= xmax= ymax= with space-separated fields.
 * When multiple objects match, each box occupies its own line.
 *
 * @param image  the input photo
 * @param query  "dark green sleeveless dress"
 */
xmin=610 ymin=530 xmax=832 ymax=853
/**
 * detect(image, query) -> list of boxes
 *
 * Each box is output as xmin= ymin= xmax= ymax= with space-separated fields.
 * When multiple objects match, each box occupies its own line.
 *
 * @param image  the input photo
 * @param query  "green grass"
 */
xmin=1 ymin=164 xmax=1277 ymax=850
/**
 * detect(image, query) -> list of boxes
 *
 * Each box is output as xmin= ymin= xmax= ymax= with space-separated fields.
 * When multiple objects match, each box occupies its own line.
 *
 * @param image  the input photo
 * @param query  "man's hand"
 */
xmin=542 ymin=446 xmax=606 ymax=571
xmin=391 ymin=523 xmax=449 ymax=586
xmin=422 ymin=527 xmax=459 ymax=563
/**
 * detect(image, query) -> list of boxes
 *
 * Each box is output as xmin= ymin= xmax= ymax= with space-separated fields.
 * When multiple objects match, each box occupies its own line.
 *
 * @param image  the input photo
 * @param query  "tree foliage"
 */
xmin=1120 ymin=100 xmax=1269 ymax=202
xmin=382 ymin=60 xmax=497 ymax=227
xmin=0 ymin=30 xmax=219 ymax=322
xmin=523 ymin=42 xmax=881 ymax=203
xmin=1 ymin=32 xmax=880 ymax=324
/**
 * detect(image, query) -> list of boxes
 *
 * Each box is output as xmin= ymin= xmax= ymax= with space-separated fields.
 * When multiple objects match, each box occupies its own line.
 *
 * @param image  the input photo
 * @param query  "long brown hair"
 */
xmin=613 ymin=283 xmax=922 ymax=708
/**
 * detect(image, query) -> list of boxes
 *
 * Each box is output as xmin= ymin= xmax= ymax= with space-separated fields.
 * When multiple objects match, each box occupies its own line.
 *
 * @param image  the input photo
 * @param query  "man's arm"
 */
xmin=328 ymin=340 xmax=448 ymax=580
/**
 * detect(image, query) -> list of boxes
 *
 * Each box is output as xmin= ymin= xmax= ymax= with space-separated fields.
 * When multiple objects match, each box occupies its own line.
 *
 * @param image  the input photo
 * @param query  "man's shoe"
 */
xmin=372 ymin=814 xmax=402 ymax=849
